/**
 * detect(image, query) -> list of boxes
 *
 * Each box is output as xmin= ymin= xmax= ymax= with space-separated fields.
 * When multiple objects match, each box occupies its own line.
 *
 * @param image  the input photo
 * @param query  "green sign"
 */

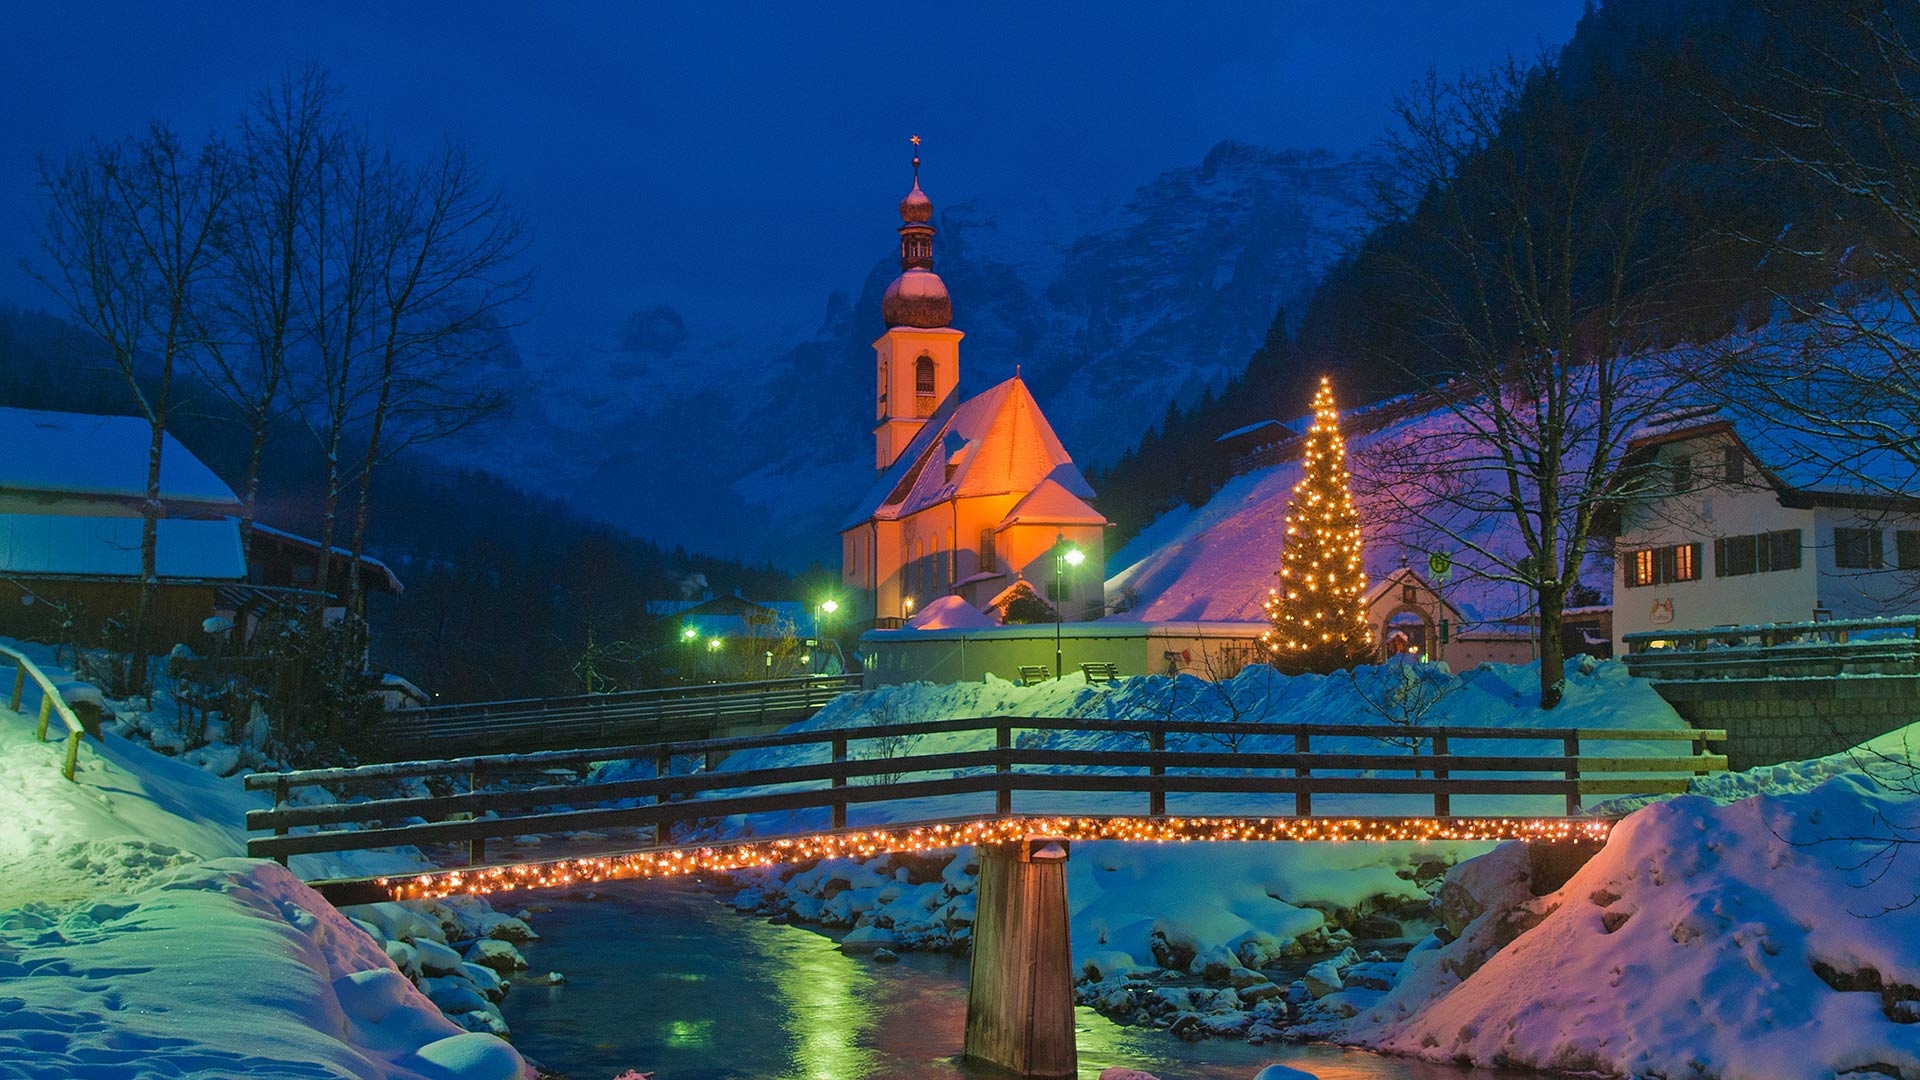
xmin=1427 ymin=551 xmax=1453 ymax=581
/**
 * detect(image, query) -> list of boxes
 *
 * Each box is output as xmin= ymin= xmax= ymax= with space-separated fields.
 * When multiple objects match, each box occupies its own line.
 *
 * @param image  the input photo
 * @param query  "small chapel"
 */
xmin=840 ymin=147 xmax=1108 ymax=629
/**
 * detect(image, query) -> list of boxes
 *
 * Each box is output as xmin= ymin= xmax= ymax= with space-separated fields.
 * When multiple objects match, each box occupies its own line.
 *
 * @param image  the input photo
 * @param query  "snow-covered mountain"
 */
xmin=446 ymin=142 xmax=1381 ymax=565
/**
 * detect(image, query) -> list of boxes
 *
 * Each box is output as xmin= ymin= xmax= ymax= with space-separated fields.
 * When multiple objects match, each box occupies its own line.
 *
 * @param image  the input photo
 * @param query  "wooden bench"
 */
xmin=1079 ymin=662 xmax=1121 ymax=684
xmin=1017 ymin=665 xmax=1052 ymax=686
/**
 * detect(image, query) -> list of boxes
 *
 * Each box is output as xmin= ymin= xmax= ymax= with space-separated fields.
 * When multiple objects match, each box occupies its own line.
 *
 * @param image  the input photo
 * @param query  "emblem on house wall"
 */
xmin=1649 ymin=598 xmax=1675 ymax=625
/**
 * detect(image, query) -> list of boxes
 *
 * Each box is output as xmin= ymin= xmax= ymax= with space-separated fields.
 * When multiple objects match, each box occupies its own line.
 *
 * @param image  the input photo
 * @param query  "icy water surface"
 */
xmin=502 ymin=879 xmax=1531 ymax=1080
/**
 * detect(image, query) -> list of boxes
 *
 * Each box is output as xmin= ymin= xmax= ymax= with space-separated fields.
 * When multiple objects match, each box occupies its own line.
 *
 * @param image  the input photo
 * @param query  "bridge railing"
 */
xmin=1 ymin=643 xmax=91 ymax=781
xmin=1623 ymin=616 xmax=1920 ymax=682
xmin=244 ymin=715 xmax=1727 ymax=870
xmin=371 ymin=673 xmax=862 ymax=758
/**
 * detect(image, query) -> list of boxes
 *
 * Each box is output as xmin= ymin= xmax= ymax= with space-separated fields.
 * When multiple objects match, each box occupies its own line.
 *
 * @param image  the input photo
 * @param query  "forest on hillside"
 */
xmin=1091 ymin=0 xmax=1916 ymax=547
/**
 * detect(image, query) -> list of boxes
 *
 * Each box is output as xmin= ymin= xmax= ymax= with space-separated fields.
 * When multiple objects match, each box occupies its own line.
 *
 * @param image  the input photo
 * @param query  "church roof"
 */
xmin=998 ymin=478 xmax=1105 ymax=530
xmin=842 ymin=375 xmax=1101 ymax=531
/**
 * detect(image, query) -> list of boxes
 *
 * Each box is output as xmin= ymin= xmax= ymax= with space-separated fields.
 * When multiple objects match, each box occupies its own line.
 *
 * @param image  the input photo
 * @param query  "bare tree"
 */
xmin=27 ymin=123 xmax=237 ymax=687
xmin=193 ymin=64 xmax=342 ymax=559
xmin=341 ymin=138 xmax=530 ymax=618
xmin=1354 ymin=56 xmax=1697 ymax=707
xmin=1704 ymin=1 xmax=1920 ymax=563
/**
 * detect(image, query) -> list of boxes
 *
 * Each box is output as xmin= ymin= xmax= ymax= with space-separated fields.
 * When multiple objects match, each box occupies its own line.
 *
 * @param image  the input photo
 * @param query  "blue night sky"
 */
xmin=0 ymin=1 xmax=1587 ymax=353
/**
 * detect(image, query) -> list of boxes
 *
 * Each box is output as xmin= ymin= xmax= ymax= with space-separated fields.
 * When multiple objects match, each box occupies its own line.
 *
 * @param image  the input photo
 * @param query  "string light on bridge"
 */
xmin=369 ymin=814 xmax=1614 ymax=901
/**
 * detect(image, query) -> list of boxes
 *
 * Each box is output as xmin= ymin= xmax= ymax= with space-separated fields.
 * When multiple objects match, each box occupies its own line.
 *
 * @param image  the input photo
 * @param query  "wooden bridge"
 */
xmin=248 ymin=713 xmax=1721 ymax=1078
xmin=368 ymin=673 xmax=861 ymax=760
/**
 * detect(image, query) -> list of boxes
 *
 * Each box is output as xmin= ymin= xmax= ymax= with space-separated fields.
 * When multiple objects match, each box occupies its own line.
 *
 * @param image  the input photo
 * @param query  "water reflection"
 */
xmin=502 ymin=879 xmax=1530 ymax=1080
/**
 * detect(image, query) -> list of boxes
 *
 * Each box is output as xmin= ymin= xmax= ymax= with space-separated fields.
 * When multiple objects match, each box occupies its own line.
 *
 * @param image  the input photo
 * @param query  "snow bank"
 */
xmin=619 ymin=657 xmax=1689 ymax=836
xmin=0 ymin=858 xmax=529 ymax=1079
xmin=0 ymin=644 xmax=537 ymax=1078
xmin=1344 ymin=762 xmax=1920 ymax=1077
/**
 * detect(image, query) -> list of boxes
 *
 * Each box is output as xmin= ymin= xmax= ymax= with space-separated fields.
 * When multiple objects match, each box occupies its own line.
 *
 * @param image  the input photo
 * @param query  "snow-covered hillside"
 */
xmin=438 ymin=143 xmax=1380 ymax=564
xmin=1106 ymin=393 xmax=1559 ymax=627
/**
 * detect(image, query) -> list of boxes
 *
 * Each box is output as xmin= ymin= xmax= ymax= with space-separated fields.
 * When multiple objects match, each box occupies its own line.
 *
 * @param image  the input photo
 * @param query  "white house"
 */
xmin=1612 ymin=411 xmax=1920 ymax=648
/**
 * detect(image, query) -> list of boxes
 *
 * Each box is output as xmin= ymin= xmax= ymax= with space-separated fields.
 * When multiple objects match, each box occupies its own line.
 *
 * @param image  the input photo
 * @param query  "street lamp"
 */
xmin=1053 ymin=533 xmax=1085 ymax=679
xmin=818 ymin=598 xmax=840 ymax=674
xmin=903 ymin=596 xmax=915 ymax=621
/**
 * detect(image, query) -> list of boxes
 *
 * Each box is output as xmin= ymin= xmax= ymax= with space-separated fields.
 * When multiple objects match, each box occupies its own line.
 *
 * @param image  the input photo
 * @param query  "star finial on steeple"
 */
xmin=910 ymin=134 xmax=921 ymax=179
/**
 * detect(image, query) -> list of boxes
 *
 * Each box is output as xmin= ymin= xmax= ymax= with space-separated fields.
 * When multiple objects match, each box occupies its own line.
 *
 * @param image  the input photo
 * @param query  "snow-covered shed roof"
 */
xmin=0 ymin=513 xmax=246 ymax=581
xmin=0 ymin=407 xmax=239 ymax=506
xmin=842 ymin=376 xmax=1102 ymax=531
xmin=904 ymin=594 xmax=998 ymax=630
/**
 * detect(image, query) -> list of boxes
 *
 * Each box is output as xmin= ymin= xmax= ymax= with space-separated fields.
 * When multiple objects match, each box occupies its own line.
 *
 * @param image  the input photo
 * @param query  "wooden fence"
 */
xmin=1623 ymin=616 xmax=1920 ymax=681
xmin=369 ymin=674 xmax=862 ymax=760
xmin=1 ymin=643 xmax=92 ymax=781
xmin=246 ymin=716 xmax=1726 ymax=870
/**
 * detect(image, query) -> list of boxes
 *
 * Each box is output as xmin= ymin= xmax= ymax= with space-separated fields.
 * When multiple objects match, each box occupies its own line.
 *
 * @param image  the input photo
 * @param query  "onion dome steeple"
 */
xmin=882 ymin=135 xmax=952 ymax=329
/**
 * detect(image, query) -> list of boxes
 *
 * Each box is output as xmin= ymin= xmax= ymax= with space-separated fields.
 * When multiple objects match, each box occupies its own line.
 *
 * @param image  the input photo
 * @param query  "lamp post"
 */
xmin=1053 ymin=533 xmax=1084 ymax=679
xmin=819 ymin=598 xmax=839 ymax=675
xmin=681 ymin=625 xmax=698 ymax=684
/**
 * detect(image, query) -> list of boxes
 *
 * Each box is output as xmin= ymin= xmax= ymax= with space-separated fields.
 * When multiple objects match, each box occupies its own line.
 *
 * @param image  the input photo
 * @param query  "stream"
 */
xmin=500 ymin=879 xmax=1539 ymax=1080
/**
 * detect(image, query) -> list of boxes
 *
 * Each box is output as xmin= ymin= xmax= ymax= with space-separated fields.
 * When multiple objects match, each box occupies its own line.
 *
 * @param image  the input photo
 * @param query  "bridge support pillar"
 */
xmin=1527 ymin=838 xmax=1605 ymax=896
xmin=965 ymin=839 xmax=1076 ymax=1079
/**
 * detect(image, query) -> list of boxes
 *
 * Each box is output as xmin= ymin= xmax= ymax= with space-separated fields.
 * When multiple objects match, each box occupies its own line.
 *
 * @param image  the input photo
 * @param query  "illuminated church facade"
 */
xmin=840 ymin=152 xmax=1107 ymax=628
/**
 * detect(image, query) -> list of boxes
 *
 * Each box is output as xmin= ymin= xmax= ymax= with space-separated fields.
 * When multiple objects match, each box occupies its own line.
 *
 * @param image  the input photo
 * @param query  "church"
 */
xmin=840 ymin=152 xmax=1108 ymax=629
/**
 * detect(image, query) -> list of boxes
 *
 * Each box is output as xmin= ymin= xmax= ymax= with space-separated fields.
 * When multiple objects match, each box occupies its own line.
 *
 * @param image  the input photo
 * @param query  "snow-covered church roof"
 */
xmin=842 ymin=375 xmax=1101 ymax=530
xmin=0 ymin=406 xmax=239 ymax=506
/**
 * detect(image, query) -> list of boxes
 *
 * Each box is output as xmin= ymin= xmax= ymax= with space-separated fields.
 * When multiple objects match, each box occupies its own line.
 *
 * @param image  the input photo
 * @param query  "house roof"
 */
xmin=1629 ymin=411 xmax=1920 ymax=508
xmin=0 ymin=407 xmax=239 ymax=506
xmin=842 ymin=376 xmax=1101 ymax=531
xmin=249 ymin=522 xmax=404 ymax=595
xmin=0 ymin=513 xmax=246 ymax=581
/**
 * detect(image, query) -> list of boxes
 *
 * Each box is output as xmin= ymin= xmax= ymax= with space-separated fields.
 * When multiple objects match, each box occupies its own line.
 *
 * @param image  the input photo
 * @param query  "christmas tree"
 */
xmin=1262 ymin=375 xmax=1375 ymax=673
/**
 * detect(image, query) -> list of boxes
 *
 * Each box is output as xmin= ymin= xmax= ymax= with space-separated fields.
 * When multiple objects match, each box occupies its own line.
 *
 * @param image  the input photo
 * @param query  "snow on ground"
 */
xmin=2 ymin=858 xmax=524 ymax=1080
xmin=1332 ymin=733 xmax=1920 ymax=1079
xmin=0 ymin=643 xmax=537 ymax=1079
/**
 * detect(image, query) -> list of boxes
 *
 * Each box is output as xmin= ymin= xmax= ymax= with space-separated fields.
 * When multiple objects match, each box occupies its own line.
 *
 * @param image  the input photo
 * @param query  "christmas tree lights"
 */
xmin=1262 ymin=375 xmax=1375 ymax=673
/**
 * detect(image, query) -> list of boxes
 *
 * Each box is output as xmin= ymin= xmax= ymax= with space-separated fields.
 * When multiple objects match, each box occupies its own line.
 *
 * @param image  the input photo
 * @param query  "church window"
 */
xmin=979 ymin=529 xmax=997 ymax=572
xmin=916 ymin=356 xmax=936 ymax=397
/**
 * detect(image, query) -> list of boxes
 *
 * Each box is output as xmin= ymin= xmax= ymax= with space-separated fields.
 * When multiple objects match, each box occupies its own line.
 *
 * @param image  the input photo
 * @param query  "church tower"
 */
xmin=873 ymin=138 xmax=962 ymax=471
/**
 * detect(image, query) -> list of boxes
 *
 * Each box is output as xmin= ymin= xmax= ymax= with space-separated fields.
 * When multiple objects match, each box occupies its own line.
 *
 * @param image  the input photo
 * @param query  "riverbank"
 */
xmin=724 ymin=839 xmax=1470 ymax=1045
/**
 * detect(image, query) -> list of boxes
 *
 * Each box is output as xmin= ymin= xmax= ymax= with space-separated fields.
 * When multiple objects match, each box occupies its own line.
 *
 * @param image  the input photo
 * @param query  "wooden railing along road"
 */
xmin=370 ymin=674 xmax=861 ymax=760
xmin=1 ymin=644 xmax=92 ymax=781
xmin=247 ymin=716 xmax=1727 ymax=884
xmin=1623 ymin=616 xmax=1920 ymax=682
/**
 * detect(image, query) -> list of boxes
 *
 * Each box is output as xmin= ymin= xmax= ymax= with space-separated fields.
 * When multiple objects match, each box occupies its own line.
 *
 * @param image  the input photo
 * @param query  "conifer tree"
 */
xmin=1261 ymin=375 xmax=1374 ymax=674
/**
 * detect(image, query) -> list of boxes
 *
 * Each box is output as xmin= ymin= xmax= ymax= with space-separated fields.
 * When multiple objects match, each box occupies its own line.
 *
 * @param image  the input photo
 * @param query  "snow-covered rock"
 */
xmin=1343 ymin=752 xmax=1920 ymax=1078
xmin=465 ymin=938 xmax=528 ymax=973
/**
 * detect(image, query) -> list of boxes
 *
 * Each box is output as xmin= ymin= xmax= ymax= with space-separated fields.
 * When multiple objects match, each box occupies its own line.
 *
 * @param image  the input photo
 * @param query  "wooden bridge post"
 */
xmin=965 ymin=839 xmax=1076 ymax=1078
xmin=995 ymin=722 xmax=1013 ymax=816
xmin=1294 ymin=731 xmax=1312 ymax=817
xmin=273 ymin=777 xmax=291 ymax=868
xmin=1148 ymin=721 xmax=1166 ymax=817
xmin=9 ymin=666 xmax=23 ymax=713
xmin=831 ymin=734 xmax=848 ymax=830
xmin=468 ymin=761 xmax=487 ymax=866
xmin=654 ymin=746 xmax=673 ymax=845
xmin=1431 ymin=731 xmax=1450 ymax=817
xmin=1563 ymin=733 xmax=1581 ymax=816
